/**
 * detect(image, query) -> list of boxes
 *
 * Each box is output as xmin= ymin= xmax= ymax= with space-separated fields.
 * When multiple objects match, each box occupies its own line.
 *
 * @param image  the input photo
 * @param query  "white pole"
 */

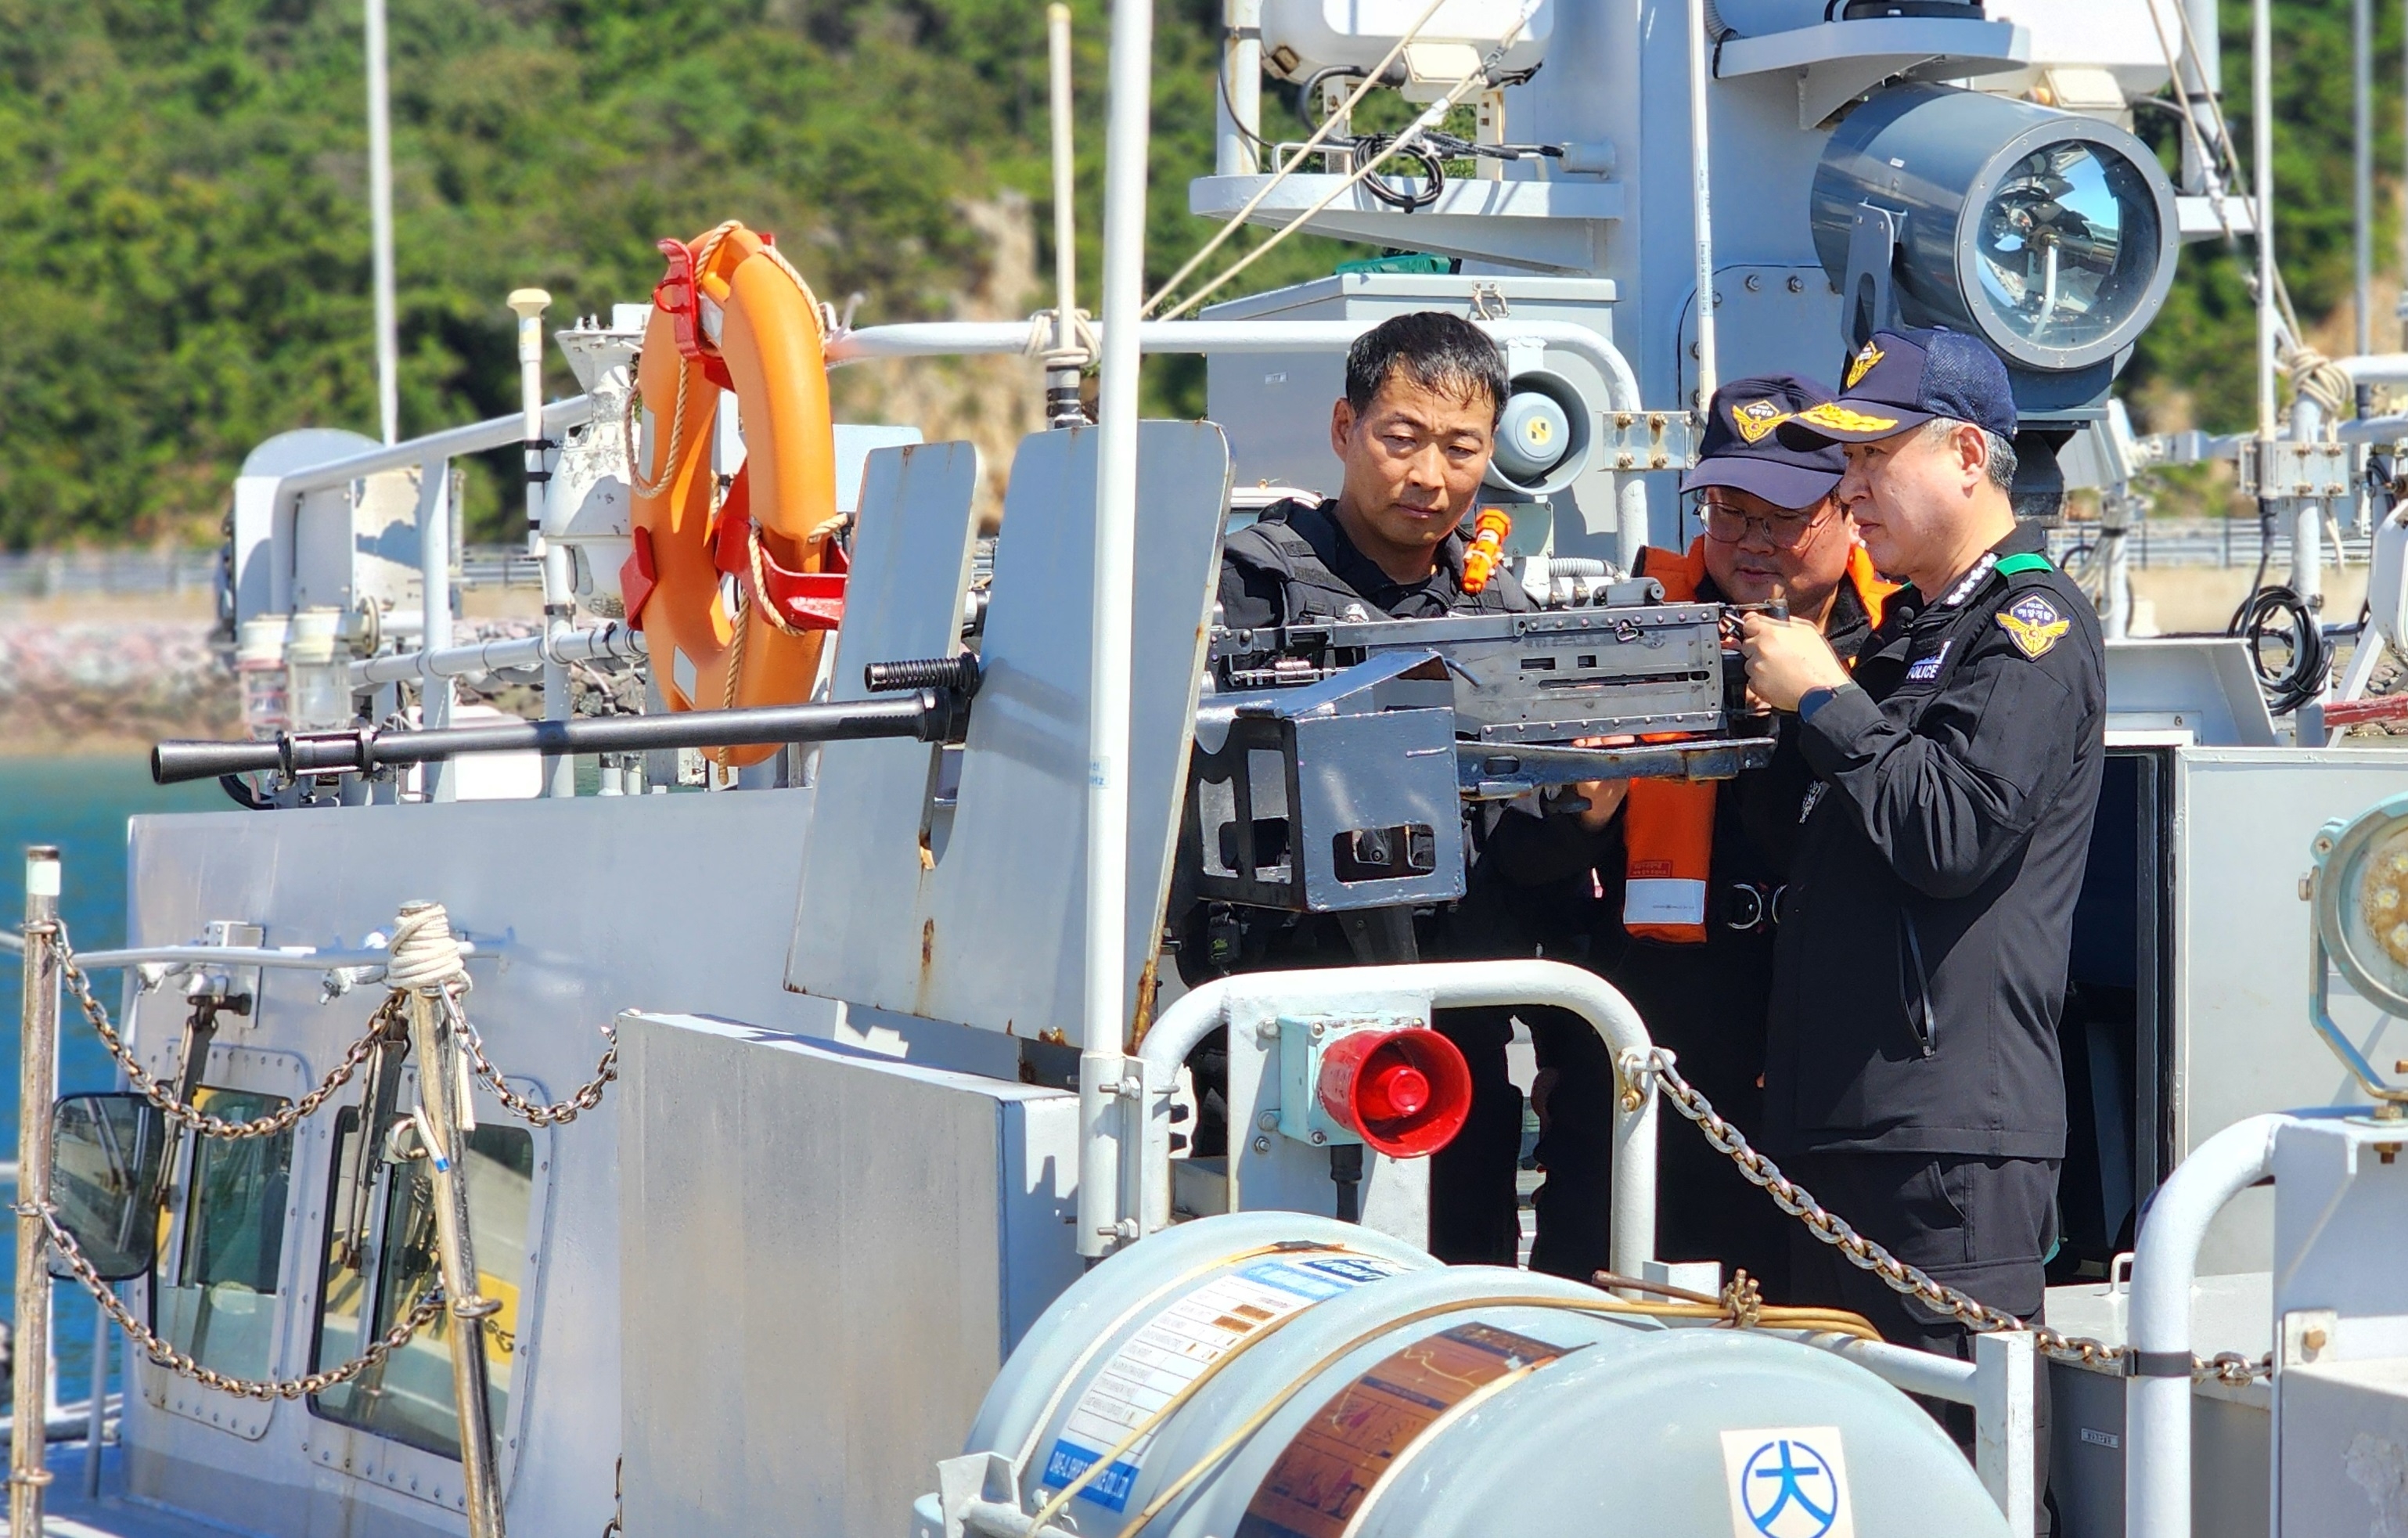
xmin=365 ymin=0 xmax=400 ymax=446
xmin=417 ymin=457 xmax=455 ymax=799
xmin=1686 ymin=0 xmax=1719 ymax=410
xmin=9 ymin=847 xmax=59 ymax=1538
xmin=1216 ymin=0 xmax=1264 ymax=176
xmin=2356 ymin=0 xmax=2374 ymax=361
xmin=1047 ymin=5 xmax=1085 ymax=429
xmin=2253 ymin=0 xmax=2277 ymax=442
xmin=2291 ymin=398 xmax=2326 ymax=607
xmin=2125 ymin=1115 xmax=2283 ymax=1538
xmin=1074 ymin=0 xmax=1153 ymax=1261
xmin=509 ymin=288 xmax=574 ymax=799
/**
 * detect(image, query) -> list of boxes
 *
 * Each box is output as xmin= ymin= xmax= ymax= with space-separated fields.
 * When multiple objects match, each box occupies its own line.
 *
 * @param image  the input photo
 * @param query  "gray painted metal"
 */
xmin=1200 ymin=275 xmax=1636 ymax=555
xmin=2171 ymin=749 xmax=2408 ymax=1274
xmin=617 ymin=1012 xmax=1080 ymax=1538
xmin=945 ymin=1212 xmax=2007 ymax=1537
xmin=2104 ymin=639 xmax=2280 ymax=747
xmin=787 ymin=423 xmax=1231 ymax=1043
xmin=1218 ymin=996 xmax=1431 ymax=1241
xmin=111 ymin=791 xmax=1016 ymax=1538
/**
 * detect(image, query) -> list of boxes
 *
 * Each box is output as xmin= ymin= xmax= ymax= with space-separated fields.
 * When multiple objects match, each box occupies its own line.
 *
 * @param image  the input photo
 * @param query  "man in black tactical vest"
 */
xmin=1198 ymin=311 xmax=1587 ymax=1266
xmin=1217 ymin=310 xmax=1532 ymax=631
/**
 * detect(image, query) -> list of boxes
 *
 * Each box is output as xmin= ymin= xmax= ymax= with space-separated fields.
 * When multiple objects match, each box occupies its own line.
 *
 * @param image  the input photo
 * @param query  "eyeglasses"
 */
xmin=1700 ymin=499 xmax=1831 ymax=549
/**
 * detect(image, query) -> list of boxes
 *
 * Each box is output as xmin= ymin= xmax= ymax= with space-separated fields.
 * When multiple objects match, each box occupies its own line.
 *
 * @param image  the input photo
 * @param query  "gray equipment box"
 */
xmin=1204 ymin=274 xmax=1625 ymax=546
xmin=619 ymin=1013 xmax=1082 ymax=1538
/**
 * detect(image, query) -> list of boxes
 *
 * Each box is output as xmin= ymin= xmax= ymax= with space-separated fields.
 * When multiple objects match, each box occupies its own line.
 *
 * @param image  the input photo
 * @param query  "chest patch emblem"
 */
xmin=1731 ymin=397 xmax=1791 ymax=442
xmin=1996 ymin=593 xmax=2070 ymax=659
xmin=1906 ymin=639 xmax=1952 ymax=682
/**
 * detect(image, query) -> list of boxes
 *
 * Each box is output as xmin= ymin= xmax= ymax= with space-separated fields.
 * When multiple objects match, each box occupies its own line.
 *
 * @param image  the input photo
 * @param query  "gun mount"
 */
xmin=1181 ymin=597 xmax=1774 ymax=916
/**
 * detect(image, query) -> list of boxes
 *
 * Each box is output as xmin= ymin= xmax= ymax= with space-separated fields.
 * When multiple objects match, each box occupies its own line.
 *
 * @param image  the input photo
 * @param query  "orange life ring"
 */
xmin=619 ymin=222 xmax=846 ymax=768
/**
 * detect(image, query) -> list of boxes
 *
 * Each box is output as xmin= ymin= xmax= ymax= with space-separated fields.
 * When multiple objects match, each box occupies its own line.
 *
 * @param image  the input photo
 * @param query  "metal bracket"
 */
xmin=1600 ymin=412 xmax=1697 ymax=472
xmin=1459 ymin=735 xmax=1777 ymax=799
xmin=2238 ymin=438 xmax=2355 ymax=500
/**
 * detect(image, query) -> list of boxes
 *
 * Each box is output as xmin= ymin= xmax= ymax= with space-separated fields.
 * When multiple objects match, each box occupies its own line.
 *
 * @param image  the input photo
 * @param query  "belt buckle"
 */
xmin=1723 ymin=883 xmax=1766 ymax=933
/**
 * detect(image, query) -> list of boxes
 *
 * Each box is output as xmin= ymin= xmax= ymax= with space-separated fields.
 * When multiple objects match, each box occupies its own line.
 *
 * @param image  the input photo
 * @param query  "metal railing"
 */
xmin=0 ymin=550 xmax=218 ymax=600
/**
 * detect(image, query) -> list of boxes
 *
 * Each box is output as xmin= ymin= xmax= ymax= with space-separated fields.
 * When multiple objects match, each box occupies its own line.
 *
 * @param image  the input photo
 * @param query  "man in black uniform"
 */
xmin=1740 ymin=329 xmax=2105 ymax=1444
xmin=1201 ymin=311 xmax=1572 ymax=1264
xmin=1485 ymin=373 xmax=1899 ymax=1290
xmin=1218 ymin=311 xmax=1529 ymax=632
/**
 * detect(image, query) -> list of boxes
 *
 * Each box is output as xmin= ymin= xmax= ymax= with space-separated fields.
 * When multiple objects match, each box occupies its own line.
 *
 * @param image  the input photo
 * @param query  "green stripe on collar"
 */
xmin=1994 ymin=552 xmax=2053 ymax=577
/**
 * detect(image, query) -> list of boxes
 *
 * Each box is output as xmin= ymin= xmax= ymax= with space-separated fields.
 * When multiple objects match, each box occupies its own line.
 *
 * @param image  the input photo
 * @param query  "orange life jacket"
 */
xmin=1619 ymin=538 xmax=1898 ymax=943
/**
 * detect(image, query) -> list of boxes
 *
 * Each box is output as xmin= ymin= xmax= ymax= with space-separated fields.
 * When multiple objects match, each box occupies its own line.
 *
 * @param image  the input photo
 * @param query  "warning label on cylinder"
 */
xmin=1038 ymin=1252 xmax=1403 ymax=1513
xmin=1233 ymin=1322 xmax=1567 ymax=1538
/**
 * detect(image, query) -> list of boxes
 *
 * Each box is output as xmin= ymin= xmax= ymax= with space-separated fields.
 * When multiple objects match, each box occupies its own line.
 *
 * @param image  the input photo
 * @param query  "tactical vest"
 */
xmin=1221 ymin=499 xmax=1524 ymax=623
xmin=1620 ymin=538 xmax=1899 ymax=943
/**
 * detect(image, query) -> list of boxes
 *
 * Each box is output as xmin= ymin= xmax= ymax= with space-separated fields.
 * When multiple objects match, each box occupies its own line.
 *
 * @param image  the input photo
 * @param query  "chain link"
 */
xmin=34 ymin=1203 xmax=446 ymax=1401
xmin=445 ymin=993 xmax=617 ymax=1127
xmin=58 ymin=937 xmax=405 ymax=1140
xmin=1623 ymin=1048 xmax=2273 ymax=1387
xmin=51 ymin=920 xmax=615 ymax=1134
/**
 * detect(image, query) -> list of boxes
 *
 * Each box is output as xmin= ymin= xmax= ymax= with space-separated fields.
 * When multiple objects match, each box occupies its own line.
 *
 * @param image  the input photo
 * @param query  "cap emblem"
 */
xmin=1795 ymin=402 xmax=1900 ymax=434
xmin=1845 ymin=341 xmax=1884 ymax=389
xmin=1730 ymin=398 xmax=1791 ymax=443
xmin=1996 ymin=593 xmax=2070 ymax=659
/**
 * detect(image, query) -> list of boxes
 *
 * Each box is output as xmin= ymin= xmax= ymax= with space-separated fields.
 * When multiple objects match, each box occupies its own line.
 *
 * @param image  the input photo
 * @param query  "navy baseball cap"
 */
xmin=1680 ymin=374 xmax=1848 ymax=510
xmin=1784 ymin=326 xmax=2018 ymax=444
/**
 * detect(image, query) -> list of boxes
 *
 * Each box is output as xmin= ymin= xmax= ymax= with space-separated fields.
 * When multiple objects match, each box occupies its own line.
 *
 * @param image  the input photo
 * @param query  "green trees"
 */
xmin=0 ymin=0 xmax=2387 ymax=546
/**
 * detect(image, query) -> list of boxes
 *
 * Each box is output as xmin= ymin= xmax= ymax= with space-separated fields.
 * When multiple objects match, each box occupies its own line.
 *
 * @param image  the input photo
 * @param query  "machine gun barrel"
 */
xmin=153 ymin=657 xmax=979 ymax=787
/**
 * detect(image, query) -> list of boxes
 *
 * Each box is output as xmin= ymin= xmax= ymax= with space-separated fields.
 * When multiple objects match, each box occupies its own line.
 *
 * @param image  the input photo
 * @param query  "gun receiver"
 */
xmin=1183 ymin=598 xmax=1776 ymax=916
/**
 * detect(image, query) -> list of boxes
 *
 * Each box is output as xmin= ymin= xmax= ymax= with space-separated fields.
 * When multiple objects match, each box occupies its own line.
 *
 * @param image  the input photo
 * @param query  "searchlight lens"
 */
xmin=1972 ymin=142 xmax=2159 ymax=355
xmin=1810 ymin=84 xmax=2179 ymax=376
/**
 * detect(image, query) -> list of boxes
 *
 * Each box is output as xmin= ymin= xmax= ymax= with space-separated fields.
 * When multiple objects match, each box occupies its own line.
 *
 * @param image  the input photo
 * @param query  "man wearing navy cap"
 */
xmin=1477 ymin=374 xmax=1897 ymax=1288
xmin=1740 ymin=327 xmax=2105 ymax=1458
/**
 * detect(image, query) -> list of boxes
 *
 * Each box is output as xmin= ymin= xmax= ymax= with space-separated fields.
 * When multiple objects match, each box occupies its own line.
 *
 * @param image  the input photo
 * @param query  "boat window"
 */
xmin=157 ymin=1087 xmax=294 ymax=1382
xmin=309 ymin=1106 xmax=534 ymax=1460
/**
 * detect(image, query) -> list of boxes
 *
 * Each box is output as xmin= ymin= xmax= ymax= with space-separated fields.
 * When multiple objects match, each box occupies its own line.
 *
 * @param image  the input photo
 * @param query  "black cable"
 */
xmin=1352 ymin=134 xmax=1445 ymax=209
xmin=218 ymin=773 xmax=276 ymax=811
xmin=2228 ymin=583 xmax=2331 ymax=715
xmin=1215 ymin=49 xmax=1273 ymax=151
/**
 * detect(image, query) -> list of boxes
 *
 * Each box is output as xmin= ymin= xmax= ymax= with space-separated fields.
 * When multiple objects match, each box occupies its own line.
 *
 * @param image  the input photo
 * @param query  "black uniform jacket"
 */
xmin=1218 ymin=497 xmax=1532 ymax=628
xmin=1762 ymin=522 xmax=2106 ymax=1160
xmin=1478 ymin=570 xmax=1877 ymax=1090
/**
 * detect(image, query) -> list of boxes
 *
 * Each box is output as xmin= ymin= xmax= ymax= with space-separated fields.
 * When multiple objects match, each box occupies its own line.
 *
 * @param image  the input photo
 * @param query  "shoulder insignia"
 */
xmin=1995 ymin=593 xmax=2071 ymax=659
xmin=1845 ymin=341 xmax=1884 ymax=389
xmin=1794 ymin=401 xmax=1899 ymax=434
xmin=1730 ymin=397 xmax=1791 ymax=442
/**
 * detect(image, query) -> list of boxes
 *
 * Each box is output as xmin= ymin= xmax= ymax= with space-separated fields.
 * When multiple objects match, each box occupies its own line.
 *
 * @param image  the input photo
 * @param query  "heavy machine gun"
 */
xmin=1179 ymin=589 xmax=1776 ymax=917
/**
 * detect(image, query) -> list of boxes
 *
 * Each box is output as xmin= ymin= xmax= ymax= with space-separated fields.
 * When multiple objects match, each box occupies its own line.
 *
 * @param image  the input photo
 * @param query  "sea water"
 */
xmin=0 ymin=759 xmax=222 ymax=1404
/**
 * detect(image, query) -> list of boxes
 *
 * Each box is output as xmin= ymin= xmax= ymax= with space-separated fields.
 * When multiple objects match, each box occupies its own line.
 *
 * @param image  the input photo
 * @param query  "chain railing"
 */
xmin=38 ymin=1203 xmax=445 ymax=1401
xmin=1622 ymin=1046 xmax=2273 ymax=1387
xmin=445 ymin=993 xmax=617 ymax=1127
xmin=18 ymin=911 xmax=619 ymax=1417
xmin=49 ymin=919 xmax=616 ymax=1136
xmin=62 ymin=946 xmax=405 ymax=1139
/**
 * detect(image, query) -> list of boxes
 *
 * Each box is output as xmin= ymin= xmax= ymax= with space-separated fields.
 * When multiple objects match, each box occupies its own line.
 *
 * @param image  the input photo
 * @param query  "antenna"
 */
xmin=365 ymin=0 xmax=400 ymax=445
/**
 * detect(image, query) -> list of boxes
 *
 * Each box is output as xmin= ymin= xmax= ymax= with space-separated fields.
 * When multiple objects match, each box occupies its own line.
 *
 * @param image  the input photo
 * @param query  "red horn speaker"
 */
xmin=1314 ymin=1027 xmax=1473 ymax=1158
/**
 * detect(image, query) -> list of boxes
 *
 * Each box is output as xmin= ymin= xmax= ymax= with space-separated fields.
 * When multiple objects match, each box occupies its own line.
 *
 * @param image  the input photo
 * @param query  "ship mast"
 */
xmin=365 ymin=0 xmax=401 ymax=445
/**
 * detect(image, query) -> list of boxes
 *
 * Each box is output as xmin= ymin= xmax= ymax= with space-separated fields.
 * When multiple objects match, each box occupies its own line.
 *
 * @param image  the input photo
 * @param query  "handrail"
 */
xmin=2125 ymin=1114 xmax=2284 ymax=1538
xmin=351 ymin=620 xmax=646 ymax=688
xmin=271 ymin=395 xmax=596 ymax=499
xmin=1125 ymin=959 xmax=1658 ymax=1276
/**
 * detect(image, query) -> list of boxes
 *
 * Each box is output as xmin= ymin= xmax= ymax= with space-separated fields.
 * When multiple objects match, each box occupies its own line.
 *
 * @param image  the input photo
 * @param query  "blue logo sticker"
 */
xmin=1042 ymin=1440 xmax=1141 ymax=1511
xmin=1740 ymin=1437 xmax=1842 ymax=1538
